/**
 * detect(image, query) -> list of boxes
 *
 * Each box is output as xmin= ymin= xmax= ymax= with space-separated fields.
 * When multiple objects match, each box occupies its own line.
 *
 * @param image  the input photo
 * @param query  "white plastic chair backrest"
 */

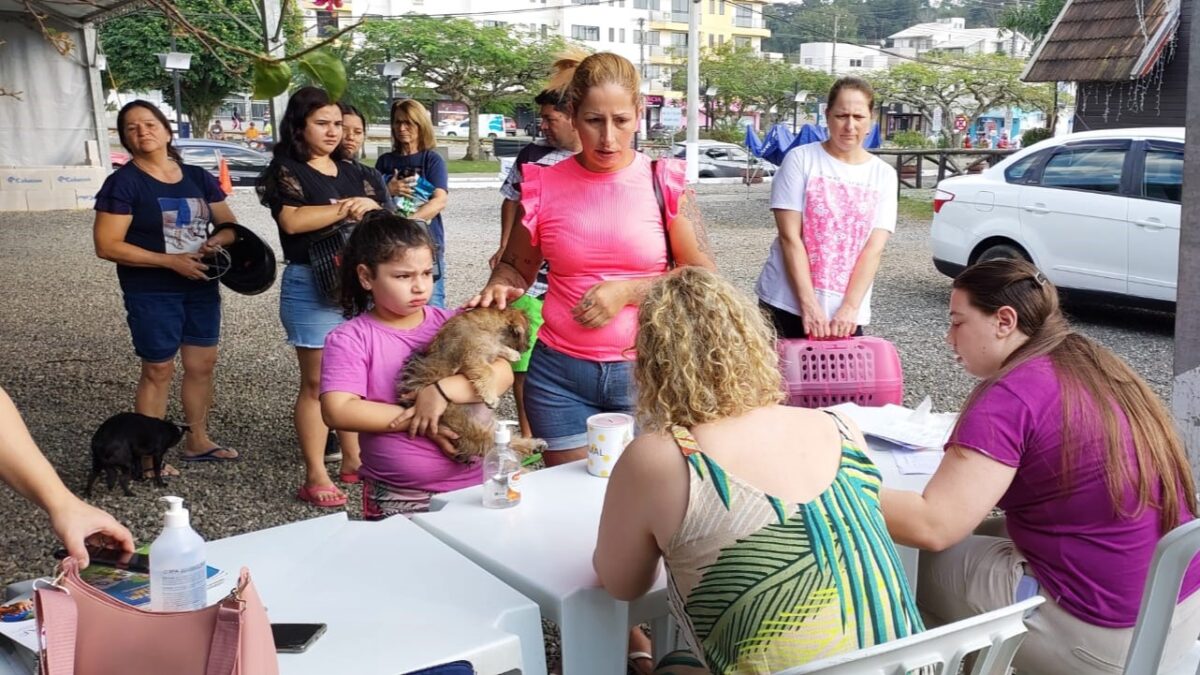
xmin=774 ymin=596 xmax=1043 ymax=675
xmin=1124 ymin=518 xmax=1200 ymax=675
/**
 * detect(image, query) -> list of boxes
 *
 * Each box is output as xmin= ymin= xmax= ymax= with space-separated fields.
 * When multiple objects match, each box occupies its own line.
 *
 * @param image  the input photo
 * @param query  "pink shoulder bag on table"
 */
xmin=33 ymin=557 xmax=278 ymax=675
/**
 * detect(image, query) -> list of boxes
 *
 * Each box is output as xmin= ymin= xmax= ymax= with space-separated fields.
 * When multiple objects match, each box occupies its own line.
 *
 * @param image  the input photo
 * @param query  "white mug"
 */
xmin=586 ymin=413 xmax=635 ymax=478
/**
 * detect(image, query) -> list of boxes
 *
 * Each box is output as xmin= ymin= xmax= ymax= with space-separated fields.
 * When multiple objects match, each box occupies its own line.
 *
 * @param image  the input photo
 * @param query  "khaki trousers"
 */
xmin=917 ymin=519 xmax=1200 ymax=674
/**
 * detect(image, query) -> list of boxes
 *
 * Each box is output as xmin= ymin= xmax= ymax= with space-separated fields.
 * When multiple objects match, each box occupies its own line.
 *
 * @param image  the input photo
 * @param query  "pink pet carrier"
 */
xmin=777 ymin=337 xmax=904 ymax=408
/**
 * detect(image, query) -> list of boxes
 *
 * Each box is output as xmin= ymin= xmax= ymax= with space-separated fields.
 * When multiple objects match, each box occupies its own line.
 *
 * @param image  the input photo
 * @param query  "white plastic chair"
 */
xmin=1124 ymin=518 xmax=1200 ymax=675
xmin=775 ymin=596 xmax=1043 ymax=675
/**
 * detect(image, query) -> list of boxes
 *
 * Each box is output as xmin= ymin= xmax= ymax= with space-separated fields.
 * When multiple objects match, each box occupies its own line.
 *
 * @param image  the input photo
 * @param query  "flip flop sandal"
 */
xmin=296 ymin=484 xmax=347 ymax=508
xmin=180 ymin=446 xmax=241 ymax=462
xmin=338 ymin=471 xmax=361 ymax=484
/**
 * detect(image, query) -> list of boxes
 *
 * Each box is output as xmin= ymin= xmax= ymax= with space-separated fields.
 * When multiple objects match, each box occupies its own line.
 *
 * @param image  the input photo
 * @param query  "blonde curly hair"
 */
xmin=635 ymin=267 xmax=784 ymax=432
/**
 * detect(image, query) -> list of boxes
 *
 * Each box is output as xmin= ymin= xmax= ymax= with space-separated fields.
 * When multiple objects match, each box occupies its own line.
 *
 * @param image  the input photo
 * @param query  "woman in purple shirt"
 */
xmin=883 ymin=258 xmax=1200 ymax=674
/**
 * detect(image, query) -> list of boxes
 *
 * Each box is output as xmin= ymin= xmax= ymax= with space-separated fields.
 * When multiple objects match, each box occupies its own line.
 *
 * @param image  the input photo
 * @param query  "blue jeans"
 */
xmin=123 ymin=285 xmax=221 ymax=362
xmin=522 ymin=342 xmax=635 ymax=451
xmin=430 ymin=254 xmax=446 ymax=308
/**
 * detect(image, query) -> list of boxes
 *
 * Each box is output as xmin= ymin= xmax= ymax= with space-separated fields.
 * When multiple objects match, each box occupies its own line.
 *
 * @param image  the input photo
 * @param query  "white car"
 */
xmin=931 ymin=127 xmax=1183 ymax=308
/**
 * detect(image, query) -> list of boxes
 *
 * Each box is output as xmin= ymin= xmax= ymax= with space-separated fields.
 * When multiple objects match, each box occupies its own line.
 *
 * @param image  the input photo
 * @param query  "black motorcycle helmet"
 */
xmin=209 ymin=223 xmax=277 ymax=295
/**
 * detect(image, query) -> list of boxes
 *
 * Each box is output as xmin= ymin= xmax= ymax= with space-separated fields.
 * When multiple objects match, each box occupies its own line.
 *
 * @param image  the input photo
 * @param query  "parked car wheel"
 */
xmin=975 ymin=242 xmax=1028 ymax=264
xmin=487 ymin=133 xmax=497 ymax=139
xmin=446 ymin=131 xmax=458 ymax=137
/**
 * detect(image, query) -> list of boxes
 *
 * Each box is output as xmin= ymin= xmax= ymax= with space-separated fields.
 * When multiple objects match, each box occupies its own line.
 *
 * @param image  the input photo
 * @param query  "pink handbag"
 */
xmin=33 ymin=557 xmax=279 ymax=675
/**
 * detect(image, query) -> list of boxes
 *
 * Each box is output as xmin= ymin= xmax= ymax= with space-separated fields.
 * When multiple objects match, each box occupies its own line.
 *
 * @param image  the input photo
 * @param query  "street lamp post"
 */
xmin=157 ymin=39 xmax=192 ymax=138
xmin=704 ymin=83 xmax=718 ymax=131
xmin=379 ymin=61 xmax=407 ymax=105
xmin=792 ymin=89 xmax=808 ymax=134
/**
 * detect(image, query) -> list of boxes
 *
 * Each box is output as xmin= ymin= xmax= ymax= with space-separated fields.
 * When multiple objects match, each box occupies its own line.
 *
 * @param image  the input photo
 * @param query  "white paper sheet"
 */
xmin=825 ymin=401 xmax=956 ymax=451
xmin=893 ymin=449 xmax=945 ymax=475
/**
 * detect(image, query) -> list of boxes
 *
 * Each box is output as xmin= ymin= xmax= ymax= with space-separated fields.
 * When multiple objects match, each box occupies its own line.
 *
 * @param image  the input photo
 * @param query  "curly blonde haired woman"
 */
xmin=594 ymin=267 xmax=922 ymax=674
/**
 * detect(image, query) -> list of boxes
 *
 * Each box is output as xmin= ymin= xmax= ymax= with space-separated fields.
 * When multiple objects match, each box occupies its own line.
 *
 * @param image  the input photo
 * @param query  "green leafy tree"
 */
xmin=676 ymin=44 xmax=833 ymax=131
xmin=351 ymin=17 xmax=566 ymax=160
xmin=764 ymin=3 xmax=860 ymax=55
xmin=1000 ymin=0 xmax=1068 ymax=45
xmin=871 ymin=53 xmax=1049 ymax=146
xmin=99 ymin=0 xmax=287 ymax=135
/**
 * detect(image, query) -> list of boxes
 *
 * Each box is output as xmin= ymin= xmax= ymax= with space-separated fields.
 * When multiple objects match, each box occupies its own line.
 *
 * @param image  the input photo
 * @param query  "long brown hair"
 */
xmin=952 ymin=259 xmax=1196 ymax=533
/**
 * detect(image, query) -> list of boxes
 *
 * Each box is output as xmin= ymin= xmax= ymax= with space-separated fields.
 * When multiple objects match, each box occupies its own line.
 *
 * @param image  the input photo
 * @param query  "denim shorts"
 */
xmin=123 ymin=284 xmax=221 ymax=363
xmin=279 ymin=263 xmax=346 ymax=349
xmin=523 ymin=342 xmax=635 ymax=451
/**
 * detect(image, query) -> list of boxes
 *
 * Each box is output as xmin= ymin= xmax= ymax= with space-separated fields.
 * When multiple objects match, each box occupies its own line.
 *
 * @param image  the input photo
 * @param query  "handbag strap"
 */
xmin=34 ymin=586 xmax=77 ymax=675
xmin=650 ymin=159 xmax=674 ymax=268
xmin=205 ymin=597 xmax=244 ymax=675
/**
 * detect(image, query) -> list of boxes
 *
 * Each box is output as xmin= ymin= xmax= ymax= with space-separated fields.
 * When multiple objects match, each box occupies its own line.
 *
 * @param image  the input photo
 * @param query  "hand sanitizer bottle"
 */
xmin=483 ymin=421 xmax=522 ymax=509
xmin=149 ymin=496 xmax=207 ymax=611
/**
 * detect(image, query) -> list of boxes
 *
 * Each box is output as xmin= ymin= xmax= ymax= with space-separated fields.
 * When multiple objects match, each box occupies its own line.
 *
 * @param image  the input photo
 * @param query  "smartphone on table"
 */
xmin=272 ymin=623 xmax=327 ymax=653
xmin=53 ymin=546 xmax=150 ymax=573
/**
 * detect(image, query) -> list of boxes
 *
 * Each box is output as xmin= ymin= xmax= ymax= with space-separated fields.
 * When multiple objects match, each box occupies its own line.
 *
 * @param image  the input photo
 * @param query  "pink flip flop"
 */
xmin=338 ymin=471 xmax=361 ymax=484
xmin=296 ymin=484 xmax=347 ymax=508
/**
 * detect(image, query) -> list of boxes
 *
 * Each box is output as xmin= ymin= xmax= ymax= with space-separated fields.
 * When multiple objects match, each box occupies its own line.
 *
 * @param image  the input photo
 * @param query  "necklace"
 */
xmin=132 ymin=157 xmax=181 ymax=182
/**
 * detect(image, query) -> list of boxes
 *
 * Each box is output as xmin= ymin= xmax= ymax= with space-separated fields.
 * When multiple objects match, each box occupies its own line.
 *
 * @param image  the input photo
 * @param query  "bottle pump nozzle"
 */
xmin=494 ymin=420 xmax=519 ymax=445
xmin=160 ymin=496 xmax=190 ymax=528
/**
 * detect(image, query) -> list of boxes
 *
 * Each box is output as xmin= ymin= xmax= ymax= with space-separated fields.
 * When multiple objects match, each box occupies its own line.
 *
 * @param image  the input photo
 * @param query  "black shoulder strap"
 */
xmin=823 ymin=410 xmax=855 ymax=442
xmin=651 ymin=159 xmax=674 ymax=268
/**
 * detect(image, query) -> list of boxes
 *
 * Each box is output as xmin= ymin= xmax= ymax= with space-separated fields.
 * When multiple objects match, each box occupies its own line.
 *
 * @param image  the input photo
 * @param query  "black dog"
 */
xmin=86 ymin=413 xmax=188 ymax=497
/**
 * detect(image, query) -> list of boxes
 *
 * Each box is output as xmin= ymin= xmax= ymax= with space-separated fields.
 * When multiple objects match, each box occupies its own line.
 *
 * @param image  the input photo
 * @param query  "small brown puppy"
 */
xmin=398 ymin=307 xmax=547 ymax=460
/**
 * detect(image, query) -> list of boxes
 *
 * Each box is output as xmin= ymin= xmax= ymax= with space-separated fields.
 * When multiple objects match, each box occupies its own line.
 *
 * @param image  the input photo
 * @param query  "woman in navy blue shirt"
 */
xmin=93 ymin=100 xmax=241 ymax=476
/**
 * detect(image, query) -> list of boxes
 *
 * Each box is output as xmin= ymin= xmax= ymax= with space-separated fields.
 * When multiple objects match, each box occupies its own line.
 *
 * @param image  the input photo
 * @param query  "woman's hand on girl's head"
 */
xmin=571 ymin=280 xmax=628 ymax=329
xmin=169 ymin=252 xmax=209 ymax=281
xmin=464 ymin=284 xmax=525 ymax=310
xmin=409 ymin=384 xmax=449 ymax=439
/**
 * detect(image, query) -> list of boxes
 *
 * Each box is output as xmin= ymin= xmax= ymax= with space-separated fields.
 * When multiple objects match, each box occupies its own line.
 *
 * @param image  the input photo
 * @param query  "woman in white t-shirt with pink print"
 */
xmin=756 ymin=76 xmax=897 ymax=339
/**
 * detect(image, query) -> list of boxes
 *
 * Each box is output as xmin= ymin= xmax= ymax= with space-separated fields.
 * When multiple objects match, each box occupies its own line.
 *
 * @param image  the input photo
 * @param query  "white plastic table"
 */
xmin=863 ymin=441 xmax=939 ymax=592
xmin=205 ymin=513 xmax=547 ymax=675
xmin=412 ymin=462 xmax=672 ymax=675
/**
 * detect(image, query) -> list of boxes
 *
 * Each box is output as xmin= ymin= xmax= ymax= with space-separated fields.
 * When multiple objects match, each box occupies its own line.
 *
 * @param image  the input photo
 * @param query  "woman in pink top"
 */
xmin=883 ymin=259 xmax=1200 ymax=674
xmin=470 ymin=51 xmax=715 ymax=468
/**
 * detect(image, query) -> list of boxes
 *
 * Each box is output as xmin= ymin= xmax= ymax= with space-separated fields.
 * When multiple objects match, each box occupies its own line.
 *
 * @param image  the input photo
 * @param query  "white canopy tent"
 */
xmin=0 ymin=0 xmax=142 ymax=210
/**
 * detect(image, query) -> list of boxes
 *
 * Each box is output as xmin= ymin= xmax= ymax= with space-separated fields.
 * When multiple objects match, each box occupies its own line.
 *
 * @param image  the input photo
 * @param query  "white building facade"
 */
xmin=796 ymin=42 xmax=893 ymax=75
xmin=888 ymin=17 xmax=1033 ymax=59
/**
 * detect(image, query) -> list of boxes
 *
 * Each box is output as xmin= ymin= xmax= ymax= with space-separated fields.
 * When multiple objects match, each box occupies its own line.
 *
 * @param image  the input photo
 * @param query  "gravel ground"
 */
xmin=0 ymin=181 xmax=1174 ymax=660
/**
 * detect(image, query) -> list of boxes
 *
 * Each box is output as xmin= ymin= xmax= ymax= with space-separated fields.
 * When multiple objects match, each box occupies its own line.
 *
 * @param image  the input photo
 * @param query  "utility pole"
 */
xmin=170 ymin=35 xmax=184 ymax=137
xmin=685 ymin=0 xmax=700 ymax=182
xmin=829 ymin=13 xmax=839 ymax=76
xmin=639 ymin=17 xmax=646 ymax=80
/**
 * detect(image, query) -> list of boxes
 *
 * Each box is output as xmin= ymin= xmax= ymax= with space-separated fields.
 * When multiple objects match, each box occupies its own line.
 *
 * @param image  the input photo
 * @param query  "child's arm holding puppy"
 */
xmin=320 ymin=393 xmax=417 ymax=434
xmin=408 ymin=359 xmax=516 ymax=438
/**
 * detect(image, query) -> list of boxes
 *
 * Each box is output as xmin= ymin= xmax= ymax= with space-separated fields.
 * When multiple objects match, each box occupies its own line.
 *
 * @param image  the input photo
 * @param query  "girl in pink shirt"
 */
xmin=320 ymin=212 xmax=515 ymax=518
xmin=470 ymin=51 xmax=715 ymax=467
